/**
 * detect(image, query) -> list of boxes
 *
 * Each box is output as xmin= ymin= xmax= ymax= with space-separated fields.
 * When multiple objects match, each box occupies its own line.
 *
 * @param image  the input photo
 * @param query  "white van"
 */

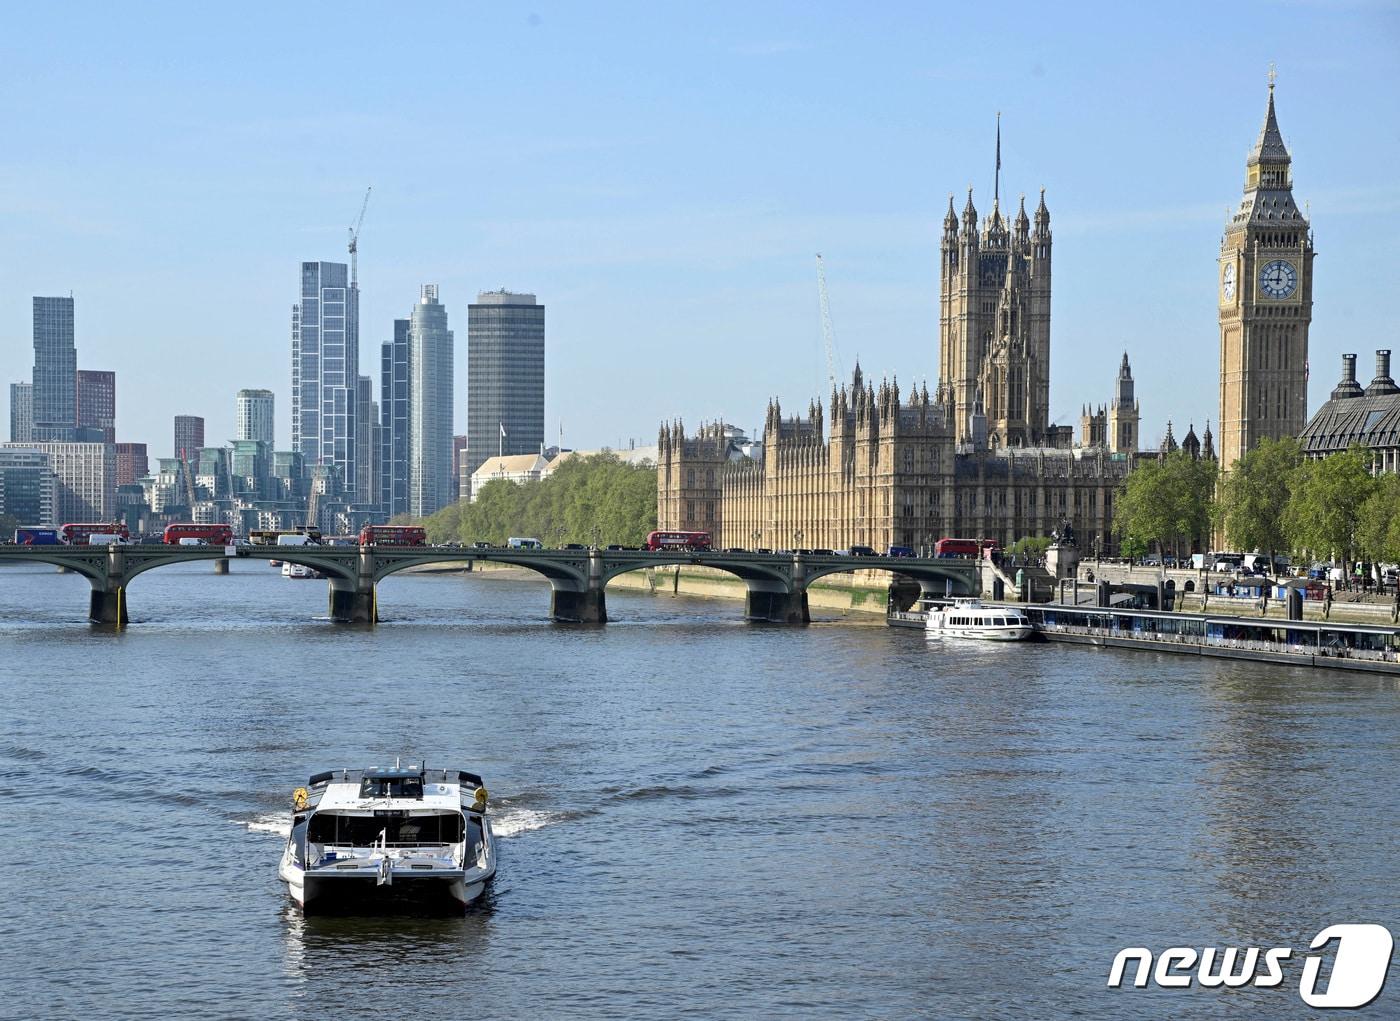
xmin=87 ymin=533 xmax=130 ymax=546
xmin=276 ymin=533 xmax=317 ymax=547
xmin=507 ymin=537 xmax=543 ymax=549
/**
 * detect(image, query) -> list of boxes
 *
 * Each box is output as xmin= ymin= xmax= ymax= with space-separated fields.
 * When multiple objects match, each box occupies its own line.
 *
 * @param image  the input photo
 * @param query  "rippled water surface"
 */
xmin=3 ymin=562 xmax=1399 ymax=1019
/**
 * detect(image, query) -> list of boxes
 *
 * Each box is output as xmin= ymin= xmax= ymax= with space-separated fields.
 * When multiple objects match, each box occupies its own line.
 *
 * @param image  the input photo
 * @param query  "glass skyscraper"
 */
xmin=379 ymin=318 xmax=410 ymax=518
xmin=409 ymin=285 xmax=454 ymax=518
xmin=466 ymin=290 xmax=544 ymax=484
xmin=292 ymin=261 xmax=360 ymax=495
xmin=32 ymin=296 xmax=76 ymax=442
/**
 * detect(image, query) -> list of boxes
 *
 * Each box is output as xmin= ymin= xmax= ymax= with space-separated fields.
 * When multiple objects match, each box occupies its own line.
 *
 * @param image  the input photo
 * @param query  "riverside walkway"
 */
xmin=0 ymin=544 xmax=978 ymax=626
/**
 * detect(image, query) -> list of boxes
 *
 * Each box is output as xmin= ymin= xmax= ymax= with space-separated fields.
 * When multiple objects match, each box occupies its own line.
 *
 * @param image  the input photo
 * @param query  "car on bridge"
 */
xmin=888 ymin=545 xmax=915 ymax=558
xmin=561 ymin=542 xmax=587 ymax=550
xmin=847 ymin=545 xmax=877 ymax=557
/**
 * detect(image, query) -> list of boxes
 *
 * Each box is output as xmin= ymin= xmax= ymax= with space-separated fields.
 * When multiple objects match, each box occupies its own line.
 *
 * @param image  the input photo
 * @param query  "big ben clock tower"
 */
xmin=1218 ymin=74 xmax=1314 ymax=471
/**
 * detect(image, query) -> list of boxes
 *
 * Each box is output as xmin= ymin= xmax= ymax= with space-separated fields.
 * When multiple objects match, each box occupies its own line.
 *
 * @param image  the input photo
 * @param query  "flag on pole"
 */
xmin=500 ymin=422 xmax=507 ymax=438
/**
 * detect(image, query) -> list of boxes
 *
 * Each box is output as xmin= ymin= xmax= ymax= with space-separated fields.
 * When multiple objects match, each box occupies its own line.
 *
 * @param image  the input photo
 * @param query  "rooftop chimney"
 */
xmin=1332 ymin=353 xmax=1364 ymax=400
xmin=1364 ymin=349 xmax=1400 ymax=397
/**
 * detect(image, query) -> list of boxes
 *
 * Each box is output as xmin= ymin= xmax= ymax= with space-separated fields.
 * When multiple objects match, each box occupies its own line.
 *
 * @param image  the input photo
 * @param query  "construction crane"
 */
xmin=815 ymin=253 xmax=843 ymax=391
xmin=348 ymin=186 xmax=372 ymax=287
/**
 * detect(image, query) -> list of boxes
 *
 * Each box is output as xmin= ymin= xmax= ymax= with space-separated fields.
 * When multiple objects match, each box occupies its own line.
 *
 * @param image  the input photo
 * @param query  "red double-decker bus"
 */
xmin=60 ymin=522 xmax=129 ymax=545
xmin=644 ymin=530 xmax=712 ymax=552
xmin=163 ymin=522 xmax=234 ymax=546
xmin=934 ymin=537 xmax=999 ymax=559
xmin=358 ymin=525 xmax=427 ymax=547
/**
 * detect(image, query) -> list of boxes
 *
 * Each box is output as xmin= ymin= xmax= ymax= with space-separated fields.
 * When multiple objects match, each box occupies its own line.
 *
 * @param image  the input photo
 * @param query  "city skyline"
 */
xmin=1 ymin=4 xmax=1397 ymax=457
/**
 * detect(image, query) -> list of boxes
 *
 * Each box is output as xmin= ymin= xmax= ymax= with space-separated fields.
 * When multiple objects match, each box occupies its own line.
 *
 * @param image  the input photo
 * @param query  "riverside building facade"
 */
xmin=659 ymin=169 xmax=1138 ymax=553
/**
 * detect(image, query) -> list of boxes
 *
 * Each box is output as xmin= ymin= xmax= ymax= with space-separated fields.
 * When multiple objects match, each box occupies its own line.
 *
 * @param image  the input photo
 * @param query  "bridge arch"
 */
xmin=800 ymin=561 xmax=977 ymax=597
xmin=369 ymin=552 xmax=588 ymax=588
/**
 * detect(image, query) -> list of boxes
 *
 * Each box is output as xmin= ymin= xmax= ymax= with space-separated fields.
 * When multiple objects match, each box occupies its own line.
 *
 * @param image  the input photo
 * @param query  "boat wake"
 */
xmin=490 ymin=807 xmax=555 ymax=838
xmin=237 ymin=813 xmax=291 ymax=838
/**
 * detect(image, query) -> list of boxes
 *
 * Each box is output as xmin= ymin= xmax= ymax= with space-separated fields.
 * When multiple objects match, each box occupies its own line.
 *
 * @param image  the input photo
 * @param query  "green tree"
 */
xmin=1356 ymin=473 xmax=1400 ymax=566
xmin=1114 ymin=451 xmax=1216 ymax=560
xmin=1007 ymin=535 xmax=1051 ymax=557
xmin=1217 ymin=436 xmax=1302 ymax=559
xmin=1285 ymin=445 xmax=1378 ymax=565
xmin=420 ymin=453 xmax=658 ymax=546
xmin=0 ymin=512 xmax=17 ymax=538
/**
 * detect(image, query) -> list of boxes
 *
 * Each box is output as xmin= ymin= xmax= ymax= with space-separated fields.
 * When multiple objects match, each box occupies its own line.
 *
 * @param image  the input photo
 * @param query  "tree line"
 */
xmin=417 ymin=452 xmax=658 ymax=546
xmin=1114 ymin=438 xmax=1400 ymax=566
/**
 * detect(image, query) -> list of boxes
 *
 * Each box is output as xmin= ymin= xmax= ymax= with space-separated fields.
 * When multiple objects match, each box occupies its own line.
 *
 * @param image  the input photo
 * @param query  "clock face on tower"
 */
xmin=1222 ymin=263 xmax=1236 ymax=301
xmin=1259 ymin=259 xmax=1298 ymax=299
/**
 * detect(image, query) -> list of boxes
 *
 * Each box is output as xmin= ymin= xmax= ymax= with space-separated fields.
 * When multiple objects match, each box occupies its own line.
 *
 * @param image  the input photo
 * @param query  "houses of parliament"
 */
xmin=658 ymin=83 xmax=1315 ymax=554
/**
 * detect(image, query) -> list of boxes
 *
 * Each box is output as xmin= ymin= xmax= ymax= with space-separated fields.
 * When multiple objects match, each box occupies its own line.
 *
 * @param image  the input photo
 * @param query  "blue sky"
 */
xmin=2 ymin=1 xmax=1397 ymax=458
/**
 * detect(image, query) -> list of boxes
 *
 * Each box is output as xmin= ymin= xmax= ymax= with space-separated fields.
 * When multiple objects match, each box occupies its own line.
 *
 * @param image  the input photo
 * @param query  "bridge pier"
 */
xmin=328 ymin=552 xmax=377 ymax=623
xmin=550 ymin=585 xmax=607 ymax=624
xmin=327 ymin=578 xmax=376 ymax=623
xmin=88 ymin=583 xmax=128 ymax=626
xmin=214 ymin=558 xmax=229 ymax=575
xmin=744 ymin=584 xmax=809 ymax=624
xmin=88 ymin=546 xmax=129 ymax=625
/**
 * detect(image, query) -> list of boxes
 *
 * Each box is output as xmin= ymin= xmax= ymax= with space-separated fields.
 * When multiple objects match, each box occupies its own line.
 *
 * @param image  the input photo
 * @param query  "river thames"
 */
xmin=3 ymin=561 xmax=1399 ymax=1019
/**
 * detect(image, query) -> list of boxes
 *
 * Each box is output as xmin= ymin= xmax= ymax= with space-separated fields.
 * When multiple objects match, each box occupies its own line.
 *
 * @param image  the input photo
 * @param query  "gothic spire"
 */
xmin=962 ymin=187 xmax=977 ymax=227
xmin=994 ymin=111 xmax=1001 ymax=208
xmin=944 ymin=193 xmax=957 ymax=230
xmin=1248 ymin=69 xmax=1290 ymax=168
xmin=1014 ymin=193 xmax=1029 ymax=235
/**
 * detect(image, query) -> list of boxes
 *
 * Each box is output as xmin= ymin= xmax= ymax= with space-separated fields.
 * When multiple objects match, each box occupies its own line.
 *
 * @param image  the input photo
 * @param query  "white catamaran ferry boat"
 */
xmin=925 ymin=598 xmax=1033 ymax=642
xmin=278 ymin=762 xmax=496 ymax=913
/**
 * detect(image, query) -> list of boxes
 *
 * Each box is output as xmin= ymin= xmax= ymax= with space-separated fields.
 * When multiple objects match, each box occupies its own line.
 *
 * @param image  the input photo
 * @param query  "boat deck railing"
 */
xmin=1036 ymin=621 xmax=1400 ymax=665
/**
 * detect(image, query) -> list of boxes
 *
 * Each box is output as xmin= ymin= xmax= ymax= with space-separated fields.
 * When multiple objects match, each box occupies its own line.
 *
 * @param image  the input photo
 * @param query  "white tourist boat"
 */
xmin=925 ymin=598 xmax=1033 ymax=641
xmin=278 ymin=762 xmax=496 ymax=913
xmin=282 ymin=562 xmax=315 ymax=579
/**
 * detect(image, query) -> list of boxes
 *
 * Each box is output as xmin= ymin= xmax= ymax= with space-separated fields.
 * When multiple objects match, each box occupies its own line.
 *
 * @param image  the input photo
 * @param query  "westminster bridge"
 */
xmin=0 ymin=544 xmax=979 ymax=626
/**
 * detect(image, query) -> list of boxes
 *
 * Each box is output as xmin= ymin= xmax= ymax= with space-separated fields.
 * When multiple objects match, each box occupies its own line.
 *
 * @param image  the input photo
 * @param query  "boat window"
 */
xmin=307 ymin=812 xmax=464 ymax=846
xmin=359 ymin=776 xmax=424 ymax=799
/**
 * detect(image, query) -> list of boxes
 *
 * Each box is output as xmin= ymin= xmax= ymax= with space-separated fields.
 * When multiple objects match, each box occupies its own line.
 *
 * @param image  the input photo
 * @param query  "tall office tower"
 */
xmin=31 ymin=296 xmax=77 ymax=441
xmin=9 ymin=382 xmax=33 ymax=442
xmin=174 ymin=415 xmax=205 ymax=460
xmin=291 ymin=261 xmax=360 ymax=494
xmin=75 ymin=369 xmax=116 ymax=444
xmin=379 ymin=319 xmax=410 ymax=518
xmin=1218 ymin=79 xmax=1313 ymax=471
xmin=408 ymin=285 xmax=454 ymax=518
xmin=355 ymin=374 xmax=379 ymax=511
xmin=466 ymin=290 xmax=544 ymax=481
xmin=235 ymin=388 xmax=275 ymax=446
xmin=115 ymin=442 xmax=149 ymax=487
